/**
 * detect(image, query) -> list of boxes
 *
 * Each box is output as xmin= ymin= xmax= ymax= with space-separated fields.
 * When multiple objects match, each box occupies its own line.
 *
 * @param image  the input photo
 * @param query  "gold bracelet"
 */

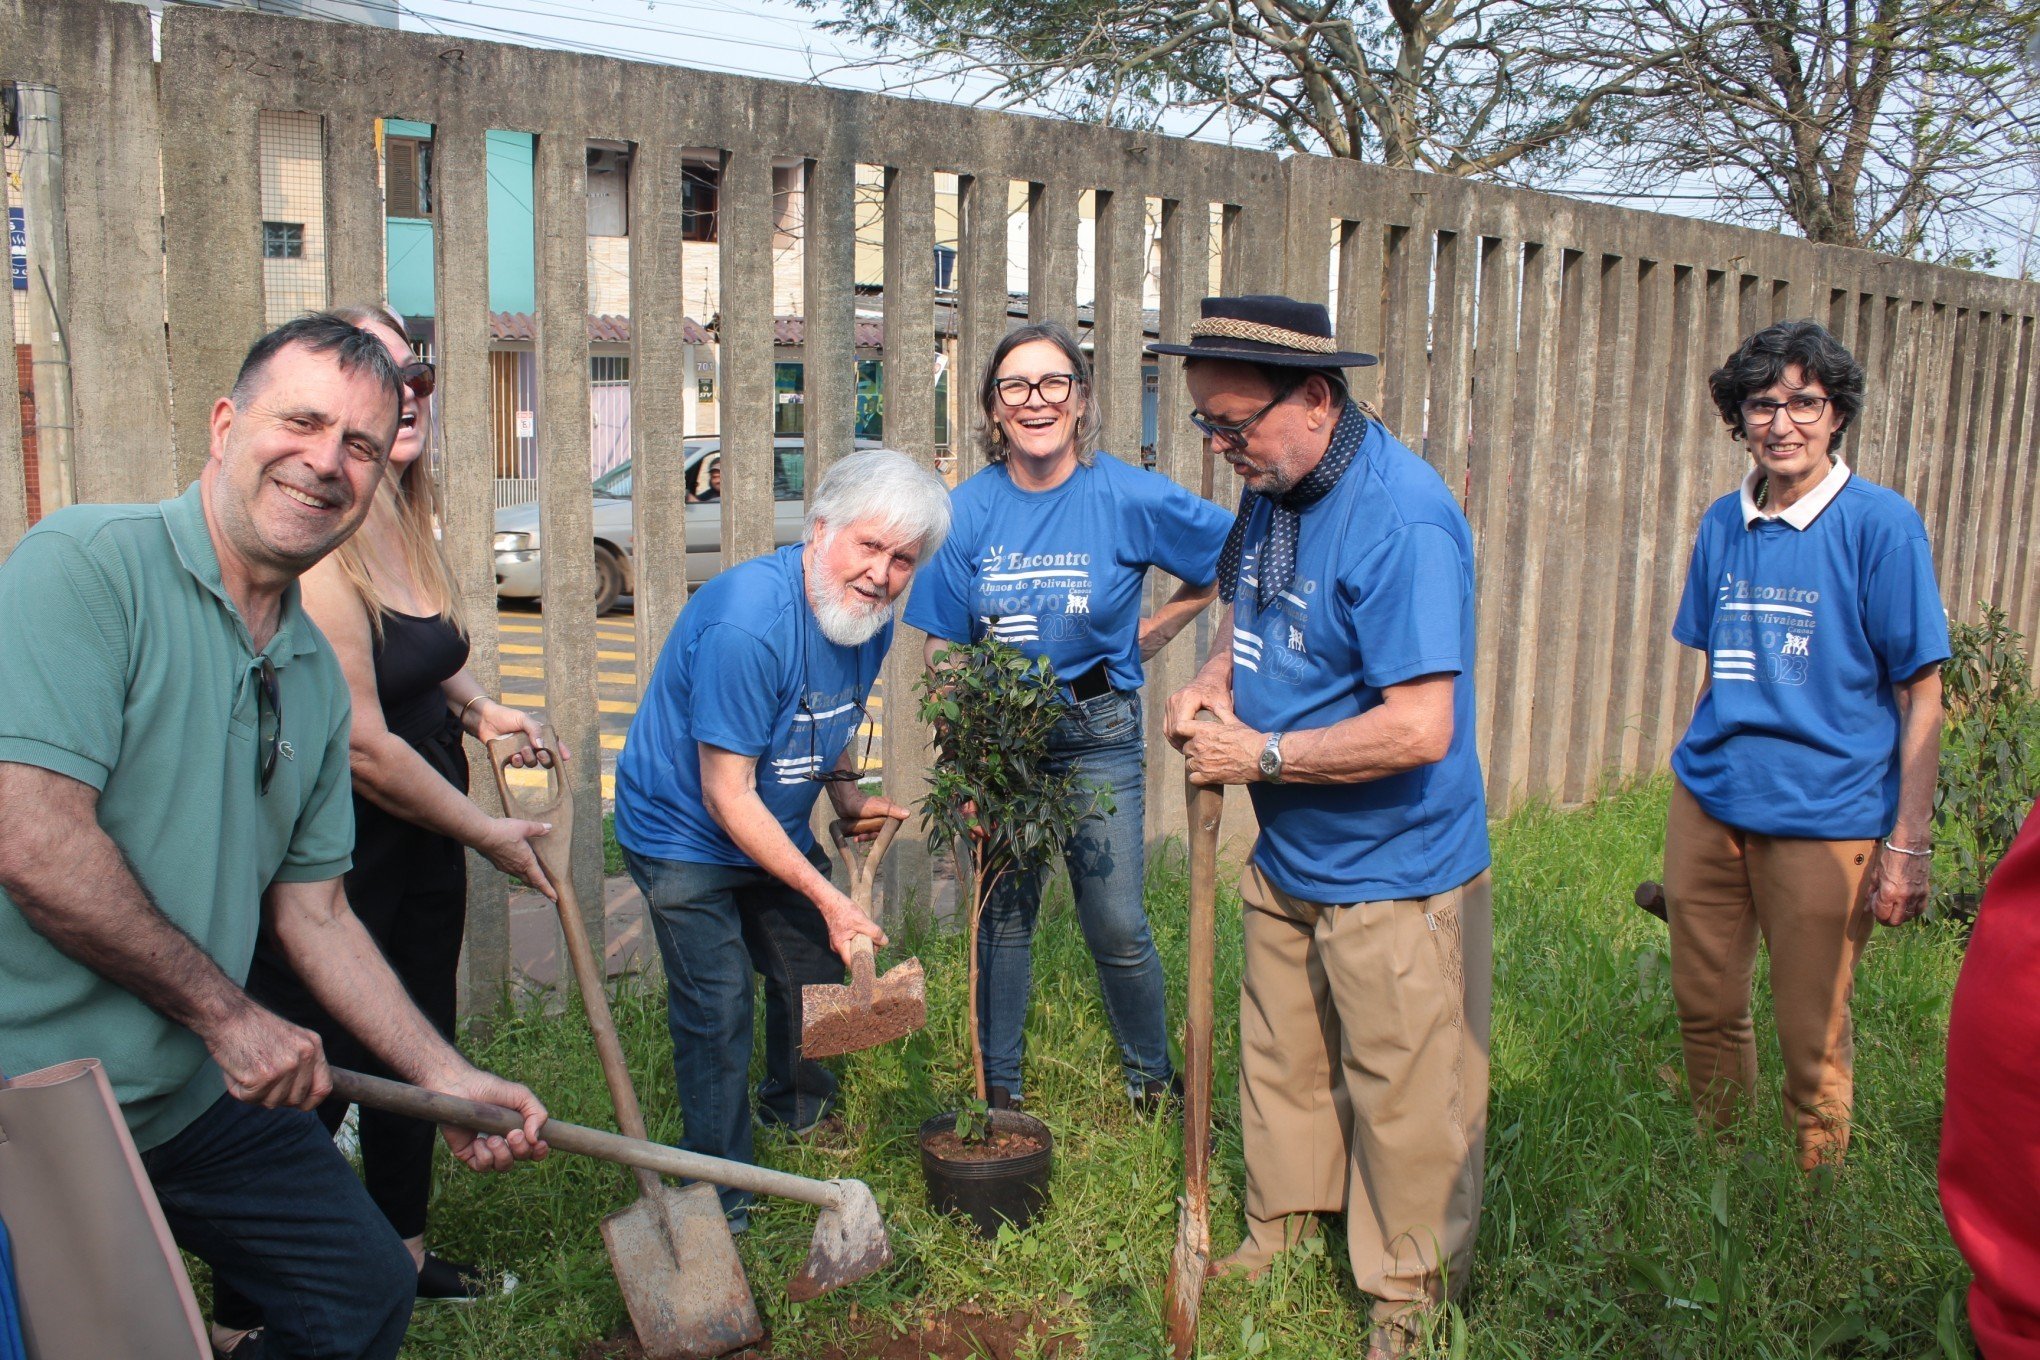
xmin=458 ymin=693 xmax=489 ymax=729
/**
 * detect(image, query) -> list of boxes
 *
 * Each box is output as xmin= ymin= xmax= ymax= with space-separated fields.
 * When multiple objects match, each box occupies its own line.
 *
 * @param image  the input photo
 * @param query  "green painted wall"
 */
xmin=379 ymin=125 xmax=537 ymax=317
xmin=487 ymin=129 xmax=535 ymax=315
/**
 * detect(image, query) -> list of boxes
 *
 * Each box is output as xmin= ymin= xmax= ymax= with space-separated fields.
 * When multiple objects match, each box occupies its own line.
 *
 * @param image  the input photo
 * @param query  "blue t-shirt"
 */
xmin=614 ymin=544 xmax=889 ymax=866
xmin=902 ymin=452 xmax=1232 ymax=692
xmin=1229 ymin=420 xmax=1491 ymax=903
xmin=1670 ymin=472 xmax=1949 ymax=839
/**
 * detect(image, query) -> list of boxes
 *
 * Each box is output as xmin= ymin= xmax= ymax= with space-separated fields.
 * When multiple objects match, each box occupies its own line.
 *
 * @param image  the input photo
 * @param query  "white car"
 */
xmin=494 ymin=438 xmax=866 ymax=614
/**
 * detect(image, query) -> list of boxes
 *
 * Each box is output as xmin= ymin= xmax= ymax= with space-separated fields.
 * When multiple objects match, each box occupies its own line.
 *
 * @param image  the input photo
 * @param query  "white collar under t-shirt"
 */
xmin=1739 ymin=457 xmax=1851 ymax=530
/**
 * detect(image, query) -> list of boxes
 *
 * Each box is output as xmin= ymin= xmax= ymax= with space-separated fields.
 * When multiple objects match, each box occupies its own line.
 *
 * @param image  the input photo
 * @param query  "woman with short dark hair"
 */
xmin=1663 ymin=318 xmax=1949 ymax=1169
xmin=906 ymin=320 xmax=1232 ymax=1112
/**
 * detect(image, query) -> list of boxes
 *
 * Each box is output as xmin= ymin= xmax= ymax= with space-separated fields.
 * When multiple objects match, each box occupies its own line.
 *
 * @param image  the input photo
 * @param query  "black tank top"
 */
xmin=373 ymin=609 xmax=471 ymax=788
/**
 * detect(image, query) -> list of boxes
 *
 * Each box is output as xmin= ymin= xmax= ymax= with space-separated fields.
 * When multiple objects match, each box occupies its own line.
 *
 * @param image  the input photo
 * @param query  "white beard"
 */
xmin=811 ymin=587 xmax=893 ymax=646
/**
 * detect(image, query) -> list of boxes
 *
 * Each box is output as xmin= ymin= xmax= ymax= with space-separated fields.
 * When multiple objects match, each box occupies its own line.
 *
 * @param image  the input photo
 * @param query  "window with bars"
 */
xmin=386 ymin=136 xmax=432 ymax=218
xmin=257 ymin=110 xmax=327 ymax=325
xmin=261 ymin=221 xmax=305 ymax=259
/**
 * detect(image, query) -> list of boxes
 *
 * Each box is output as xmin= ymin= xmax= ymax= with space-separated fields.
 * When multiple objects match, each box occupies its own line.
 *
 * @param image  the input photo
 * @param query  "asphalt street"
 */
xmin=491 ymin=599 xmax=888 ymax=809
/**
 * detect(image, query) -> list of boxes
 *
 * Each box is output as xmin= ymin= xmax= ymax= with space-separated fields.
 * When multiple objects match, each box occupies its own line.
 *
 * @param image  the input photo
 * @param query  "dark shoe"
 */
xmin=1133 ymin=1074 xmax=1185 ymax=1116
xmin=987 ymin=1085 xmax=1023 ymax=1112
xmin=416 ymin=1253 xmax=504 ymax=1303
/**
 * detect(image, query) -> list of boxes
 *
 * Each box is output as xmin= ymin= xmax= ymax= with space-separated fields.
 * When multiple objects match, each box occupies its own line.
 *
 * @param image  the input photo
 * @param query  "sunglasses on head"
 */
xmin=397 ymin=361 xmax=436 ymax=399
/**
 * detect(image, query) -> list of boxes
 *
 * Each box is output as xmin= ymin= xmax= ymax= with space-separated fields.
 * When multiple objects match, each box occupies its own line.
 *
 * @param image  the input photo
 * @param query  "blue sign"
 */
xmin=9 ymin=207 xmax=23 ymax=292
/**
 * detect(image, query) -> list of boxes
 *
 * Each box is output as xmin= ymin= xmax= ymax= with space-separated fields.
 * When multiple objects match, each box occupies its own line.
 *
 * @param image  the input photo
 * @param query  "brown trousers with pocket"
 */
xmin=1663 ymin=780 xmax=1877 ymax=1168
xmin=1236 ymin=861 xmax=1493 ymax=1330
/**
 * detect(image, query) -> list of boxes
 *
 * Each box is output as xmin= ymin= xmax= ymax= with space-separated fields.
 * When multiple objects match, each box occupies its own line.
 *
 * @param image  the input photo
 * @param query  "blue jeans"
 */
xmin=976 ymin=688 xmax=1172 ymax=1099
xmin=625 ymin=844 xmax=842 ymax=1224
xmin=140 ymin=1093 xmax=414 ymax=1360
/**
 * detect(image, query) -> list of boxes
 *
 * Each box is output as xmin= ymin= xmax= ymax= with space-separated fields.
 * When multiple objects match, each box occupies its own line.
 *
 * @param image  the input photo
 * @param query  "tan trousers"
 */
xmin=1236 ymin=862 xmax=1492 ymax=1327
xmin=1664 ymin=780 xmax=1876 ymax=1168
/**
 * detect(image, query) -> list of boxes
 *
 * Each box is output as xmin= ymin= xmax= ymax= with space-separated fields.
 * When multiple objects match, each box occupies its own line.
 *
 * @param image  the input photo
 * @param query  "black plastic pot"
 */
xmin=917 ymin=1109 xmax=1053 ymax=1236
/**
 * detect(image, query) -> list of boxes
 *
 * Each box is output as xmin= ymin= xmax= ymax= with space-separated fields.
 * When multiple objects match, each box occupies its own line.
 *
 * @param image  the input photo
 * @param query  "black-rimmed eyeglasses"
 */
xmin=256 ymin=656 xmax=283 ymax=796
xmin=1739 ymin=394 xmax=1832 ymax=426
xmin=1188 ymin=378 xmax=1302 ymax=451
xmin=993 ymin=373 xmax=1079 ymax=407
xmin=800 ymin=695 xmax=877 ymax=784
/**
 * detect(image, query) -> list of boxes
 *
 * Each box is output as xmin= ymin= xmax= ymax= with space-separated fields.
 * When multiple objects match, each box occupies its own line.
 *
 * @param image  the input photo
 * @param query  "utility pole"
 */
xmin=17 ymin=83 xmax=74 ymax=511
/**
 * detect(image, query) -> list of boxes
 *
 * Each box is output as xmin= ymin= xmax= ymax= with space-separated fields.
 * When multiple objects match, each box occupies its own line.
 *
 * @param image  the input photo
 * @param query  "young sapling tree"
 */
xmin=918 ymin=636 xmax=1110 ymax=1140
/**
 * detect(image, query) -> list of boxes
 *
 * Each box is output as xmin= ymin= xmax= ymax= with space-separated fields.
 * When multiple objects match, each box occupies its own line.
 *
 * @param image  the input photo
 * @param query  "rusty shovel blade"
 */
xmin=600 ymin=1181 xmax=764 ymax=1360
xmin=801 ymin=948 xmax=926 ymax=1058
xmin=1165 ymin=1196 xmax=1210 ymax=1359
xmin=786 ymin=1179 xmax=893 ymax=1301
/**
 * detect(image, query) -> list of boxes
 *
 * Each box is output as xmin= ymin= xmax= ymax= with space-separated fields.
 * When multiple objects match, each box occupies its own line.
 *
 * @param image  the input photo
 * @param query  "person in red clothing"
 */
xmin=1940 ymin=799 xmax=2040 ymax=1359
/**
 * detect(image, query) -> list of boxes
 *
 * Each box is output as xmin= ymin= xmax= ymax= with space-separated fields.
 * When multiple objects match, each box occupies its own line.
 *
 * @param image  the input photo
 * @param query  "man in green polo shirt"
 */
xmin=0 ymin=313 xmax=549 ymax=1360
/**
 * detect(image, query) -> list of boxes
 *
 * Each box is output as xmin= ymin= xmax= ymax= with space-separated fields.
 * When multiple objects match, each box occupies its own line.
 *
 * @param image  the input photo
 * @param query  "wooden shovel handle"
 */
xmin=828 ymin=814 xmax=902 ymax=912
xmin=329 ymin=1068 xmax=846 ymax=1210
xmin=485 ymin=724 xmax=572 ymax=889
xmin=1181 ymin=714 xmax=1224 ymax=1206
xmin=488 ymin=725 xmax=655 ymax=1194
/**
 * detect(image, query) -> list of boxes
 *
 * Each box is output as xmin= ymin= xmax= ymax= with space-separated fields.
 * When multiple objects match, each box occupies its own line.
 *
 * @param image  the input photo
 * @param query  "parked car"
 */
xmin=493 ymin=438 xmax=875 ymax=614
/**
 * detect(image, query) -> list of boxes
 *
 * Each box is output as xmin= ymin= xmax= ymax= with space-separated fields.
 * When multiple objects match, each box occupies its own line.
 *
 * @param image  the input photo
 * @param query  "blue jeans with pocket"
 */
xmin=140 ymin=1092 xmax=415 ymax=1360
xmin=624 ymin=843 xmax=842 ymax=1225
xmin=975 ymin=687 xmax=1173 ymax=1099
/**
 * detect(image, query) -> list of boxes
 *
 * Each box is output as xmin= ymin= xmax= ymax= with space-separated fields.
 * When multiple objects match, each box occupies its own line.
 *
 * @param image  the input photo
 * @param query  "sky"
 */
xmin=329 ymin=0 xmax=2027 ymax=275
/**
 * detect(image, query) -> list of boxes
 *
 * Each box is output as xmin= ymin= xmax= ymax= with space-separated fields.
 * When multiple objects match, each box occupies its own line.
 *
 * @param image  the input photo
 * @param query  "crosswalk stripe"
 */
xmin=500 ymin=664 xmax=638 ymax=686
xmin=506 ymin=766 xmax=616 ymax=800
xmin=499 ymin=692 xmax=638 ymax=716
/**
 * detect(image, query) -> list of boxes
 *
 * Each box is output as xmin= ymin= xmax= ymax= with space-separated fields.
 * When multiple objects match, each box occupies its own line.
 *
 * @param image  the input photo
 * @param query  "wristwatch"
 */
xmin=1258 ymin=731 xmax=1287 ymax=783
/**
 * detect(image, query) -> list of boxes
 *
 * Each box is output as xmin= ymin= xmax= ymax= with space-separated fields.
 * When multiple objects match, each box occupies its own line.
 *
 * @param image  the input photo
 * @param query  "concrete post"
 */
xmin=17 ymin=83 xmax=73 ymax=512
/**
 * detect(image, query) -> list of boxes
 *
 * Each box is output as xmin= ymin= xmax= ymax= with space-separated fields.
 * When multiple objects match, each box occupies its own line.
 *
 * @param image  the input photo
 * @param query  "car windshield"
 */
xmin=592 ymin=460 xmax=633 ymax=498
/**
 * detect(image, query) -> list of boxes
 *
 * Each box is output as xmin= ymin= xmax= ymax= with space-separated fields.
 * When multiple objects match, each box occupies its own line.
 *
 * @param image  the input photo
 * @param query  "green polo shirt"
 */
xmin=0 ymin=483 xmax=355 ymax=1151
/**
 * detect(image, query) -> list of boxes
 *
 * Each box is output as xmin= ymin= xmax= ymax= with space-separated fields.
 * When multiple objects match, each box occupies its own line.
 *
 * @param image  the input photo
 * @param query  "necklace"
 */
xmin=1754 ymin=476 xmax=1769 ymax=510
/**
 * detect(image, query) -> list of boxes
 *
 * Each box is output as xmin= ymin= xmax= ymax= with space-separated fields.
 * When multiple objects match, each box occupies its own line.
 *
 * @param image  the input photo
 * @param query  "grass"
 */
xmin=386 ymin=776 xmax=1972 ymax=1358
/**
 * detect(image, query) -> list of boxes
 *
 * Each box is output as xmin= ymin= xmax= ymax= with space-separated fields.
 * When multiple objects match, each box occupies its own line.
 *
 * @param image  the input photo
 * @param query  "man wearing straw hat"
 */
xmin=1156 ymin=296 xmax=1493 ymax=1358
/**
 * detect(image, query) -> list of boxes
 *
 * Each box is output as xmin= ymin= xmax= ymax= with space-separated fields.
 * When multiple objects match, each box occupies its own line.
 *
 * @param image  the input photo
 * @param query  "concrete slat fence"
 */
xmin=4 ymin=0 xmax=2038 ymax=1011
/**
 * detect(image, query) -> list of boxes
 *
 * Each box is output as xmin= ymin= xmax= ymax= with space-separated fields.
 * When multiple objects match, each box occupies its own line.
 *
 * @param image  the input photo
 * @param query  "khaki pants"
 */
xmin=1664 ymin=780 xmax=1876 ymax=1168
xmin=1237 ymin=862 xmax=1492 ymax=1327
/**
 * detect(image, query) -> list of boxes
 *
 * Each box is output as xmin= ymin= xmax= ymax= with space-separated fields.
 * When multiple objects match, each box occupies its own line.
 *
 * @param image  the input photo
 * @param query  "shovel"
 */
xmin=327 ymin=1068 xmax=893 ymax=1302
xmin=488 ymin=727 xmax=764 ymax=1359
xmin=1167 ymin=713 xmax=1225 ymax=1359
xmin=801 ymin=816 xmax=927 ymax=1059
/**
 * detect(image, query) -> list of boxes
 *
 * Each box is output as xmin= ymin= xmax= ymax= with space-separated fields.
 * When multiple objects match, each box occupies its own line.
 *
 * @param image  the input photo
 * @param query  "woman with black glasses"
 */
xmin=1661 ymin=319 xmax=1948 ymax=1172
xmin=905 ymin=320 xmax=1232 ymax=1113
xmin=211 ymin=306 xmax=558 ymax=1350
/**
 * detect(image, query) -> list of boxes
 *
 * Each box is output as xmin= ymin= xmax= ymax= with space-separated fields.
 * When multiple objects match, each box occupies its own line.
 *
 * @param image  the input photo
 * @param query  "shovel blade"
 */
xmin=800 ymin=958 xmax=928 ymax=1058
xmin=601 ymin=1183 xmax=764 ymax=1360
xmin=785 ymin=1179 xmax=893 ymax=1301
xmin=1163 ymin=1198 xmax=1209 ymax=1359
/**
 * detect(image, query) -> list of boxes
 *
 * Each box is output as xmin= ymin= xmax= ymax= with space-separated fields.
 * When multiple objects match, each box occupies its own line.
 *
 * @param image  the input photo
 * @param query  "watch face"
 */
xmin=1260 ymin=740 xmax=1281 ymax=777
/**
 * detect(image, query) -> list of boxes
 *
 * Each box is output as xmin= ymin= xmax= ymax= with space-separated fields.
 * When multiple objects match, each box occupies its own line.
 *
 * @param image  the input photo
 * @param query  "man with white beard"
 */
xmin=613 ymin=448 xmax=950 ymax=1221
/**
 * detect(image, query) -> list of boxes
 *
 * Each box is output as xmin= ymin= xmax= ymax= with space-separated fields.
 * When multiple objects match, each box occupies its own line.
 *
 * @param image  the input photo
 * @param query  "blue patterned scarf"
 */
xmin=1216 ymin=399 xmax=1369 ymax=611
